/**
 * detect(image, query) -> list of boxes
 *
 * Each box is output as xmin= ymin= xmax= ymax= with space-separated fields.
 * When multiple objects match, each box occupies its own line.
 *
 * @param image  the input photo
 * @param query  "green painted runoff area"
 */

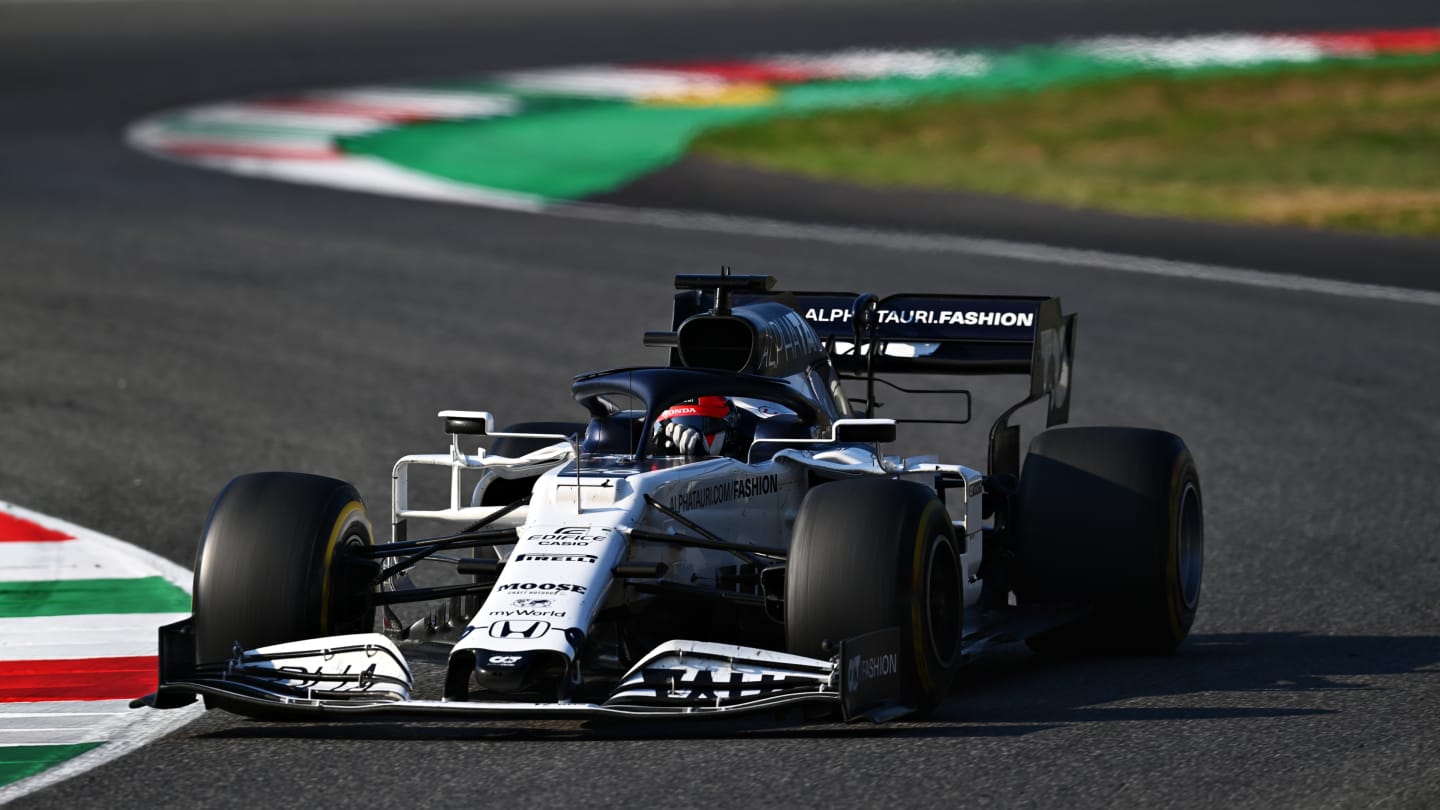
xmin=340 ymin=46 xmax=1264 ymax=201
xmin=340 ymin=43 xmax=1440 ymax=234
xmin=0 ymin=743 xmax=102 ymax=788
xmin=0 ymin=577 xmax=190 ymax=618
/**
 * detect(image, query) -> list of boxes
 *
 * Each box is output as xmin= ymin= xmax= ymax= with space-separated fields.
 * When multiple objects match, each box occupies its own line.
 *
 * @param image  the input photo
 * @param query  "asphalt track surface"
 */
xmin=3 ymin=0 xmax=1439 ymax=806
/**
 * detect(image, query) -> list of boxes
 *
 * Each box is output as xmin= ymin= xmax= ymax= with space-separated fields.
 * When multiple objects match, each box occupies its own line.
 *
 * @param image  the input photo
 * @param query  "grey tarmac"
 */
xmin=1 ymin=0 xmax=1437 ymax=807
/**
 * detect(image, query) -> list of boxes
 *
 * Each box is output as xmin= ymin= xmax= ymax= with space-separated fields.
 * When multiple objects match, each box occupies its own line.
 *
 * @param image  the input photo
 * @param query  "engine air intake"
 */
xmin=676 ymin=315 xmax=755 ymax=372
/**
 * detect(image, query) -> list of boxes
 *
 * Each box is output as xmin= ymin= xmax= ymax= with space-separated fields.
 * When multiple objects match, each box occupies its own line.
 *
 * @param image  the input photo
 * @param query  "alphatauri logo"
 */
xmin=847 ymin=652 xmax=898 ymax=693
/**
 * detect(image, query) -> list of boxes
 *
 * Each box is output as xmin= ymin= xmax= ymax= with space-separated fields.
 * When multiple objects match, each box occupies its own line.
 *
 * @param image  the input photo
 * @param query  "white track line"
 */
xmin=0 ymin=503 xmax=191 ymax=592
xmin=174 ymin=103 xmax=392 ymax=135
xmin=202 ymin=154 xmax=547 ymax=211
xmin=134 ymin=114 xmax=1436 ymax=307
xmin=132 ymin=105 xmax=1439 ymax=307
xmin=0 ymin=536 xmax=185 ymax=582
xmin=556 ymin=202 xmax=1440 ymax=308
xmin=491 ymin=66 xmax=730 ymax=98
xmin=0 ymin=613 xmax=191 ymax=660
xmin=309 ymin=88 xmax=519 ymax=117
xmin=761 ymin=49 xmax=990 ymax=78
xmin=1077 ymin=35 xmax=1324 ymax=66
xmin=0 ymin=702 xmax=147 ymax=748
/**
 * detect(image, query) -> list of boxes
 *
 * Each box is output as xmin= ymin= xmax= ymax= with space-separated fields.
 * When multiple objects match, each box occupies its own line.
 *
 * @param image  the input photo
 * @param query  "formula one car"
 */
xmin=134 ymin=273 xmax=1203 ymax=723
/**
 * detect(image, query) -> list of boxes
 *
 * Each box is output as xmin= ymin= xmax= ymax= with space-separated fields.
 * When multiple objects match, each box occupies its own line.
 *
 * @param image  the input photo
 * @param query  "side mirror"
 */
xmin=438 ymin=410 xmax=495 ymax=436
xmin=833 ymin=418 xmax=896 ymax=444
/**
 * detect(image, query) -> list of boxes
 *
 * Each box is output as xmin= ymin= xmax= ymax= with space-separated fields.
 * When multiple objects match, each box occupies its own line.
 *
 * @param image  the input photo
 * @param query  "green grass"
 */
xmin=693 ymin=57 xmax=1440 ymax=237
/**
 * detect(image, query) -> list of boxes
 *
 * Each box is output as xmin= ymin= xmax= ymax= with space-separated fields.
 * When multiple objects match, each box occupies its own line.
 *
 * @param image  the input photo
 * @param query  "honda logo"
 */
xmin=489 ymin=620 xmax=550 ymax=639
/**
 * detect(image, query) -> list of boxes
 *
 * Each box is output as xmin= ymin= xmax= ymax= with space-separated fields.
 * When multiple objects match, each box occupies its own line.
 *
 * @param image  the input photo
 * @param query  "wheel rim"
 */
xmin=925 ymin=534 xmax=962 ymax=667
xmin=1176 ymin=480 xmax=1203 ymax=609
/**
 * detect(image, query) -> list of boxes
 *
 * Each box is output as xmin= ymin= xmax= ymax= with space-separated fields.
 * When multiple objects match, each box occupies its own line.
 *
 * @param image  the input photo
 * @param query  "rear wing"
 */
xmin=673 ymin=288 xmax=1078 ymax=430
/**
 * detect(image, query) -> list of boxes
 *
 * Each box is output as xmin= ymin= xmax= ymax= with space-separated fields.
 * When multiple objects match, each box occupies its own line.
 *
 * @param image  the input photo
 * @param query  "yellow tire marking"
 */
xmin=320 ymin=501 xmax=368 ymax=631
xmin=910 ymin=502 xmax=944 ymax=692
xmin=1164 ymin=452 xmax=1195 ymax=642
xmin=642 ymin=82 xmax=778 ymax=106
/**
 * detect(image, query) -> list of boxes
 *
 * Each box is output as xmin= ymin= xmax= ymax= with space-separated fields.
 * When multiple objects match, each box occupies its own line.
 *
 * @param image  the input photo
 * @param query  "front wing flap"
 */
xmin=132 ymin=620 xmax=909 ymax=722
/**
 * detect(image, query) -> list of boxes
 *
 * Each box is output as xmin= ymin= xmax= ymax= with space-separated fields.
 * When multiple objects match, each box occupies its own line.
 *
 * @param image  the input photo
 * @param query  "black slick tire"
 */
xmin=192 ymin=472 xmax=376 ymax=665
xmin=1015 ymin=427 xmax=1204 ymax=654
xmin=786 ymin=478 xmax=963 ymax=714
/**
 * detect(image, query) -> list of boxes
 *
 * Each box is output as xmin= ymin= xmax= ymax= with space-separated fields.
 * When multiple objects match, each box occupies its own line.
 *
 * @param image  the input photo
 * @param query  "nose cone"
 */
xmin=471 ymin=650 xmax=537 ymax=693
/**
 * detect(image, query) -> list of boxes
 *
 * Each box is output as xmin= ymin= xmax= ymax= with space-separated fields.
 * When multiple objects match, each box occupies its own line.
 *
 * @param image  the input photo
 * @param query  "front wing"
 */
xmin=131 ymin=620 xmax=906 ymax=722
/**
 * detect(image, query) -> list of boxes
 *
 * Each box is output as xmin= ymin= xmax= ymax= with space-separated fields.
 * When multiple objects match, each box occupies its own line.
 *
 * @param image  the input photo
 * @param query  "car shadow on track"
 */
xmin=193 ymin=631 xmax=1439 ymax=743
xmin=930 ymin=630 xmax=1439 ymax=728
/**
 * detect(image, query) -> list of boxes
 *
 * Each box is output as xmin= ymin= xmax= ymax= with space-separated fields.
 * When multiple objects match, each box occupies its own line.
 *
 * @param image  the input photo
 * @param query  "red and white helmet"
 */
xmin=655 ymin=396 xmax=734 ymax=455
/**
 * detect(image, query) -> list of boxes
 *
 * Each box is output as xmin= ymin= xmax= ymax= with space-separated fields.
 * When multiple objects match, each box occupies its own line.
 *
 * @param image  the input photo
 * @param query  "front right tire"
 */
xmin=192 ymin=472 xmax=377 ymax=665
xmin=785 ymin=478 xmax=964 ymax=714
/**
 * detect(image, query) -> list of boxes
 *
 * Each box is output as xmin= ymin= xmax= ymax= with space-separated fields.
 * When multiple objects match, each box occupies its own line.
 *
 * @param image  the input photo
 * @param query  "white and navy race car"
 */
xmin=134 ymin=273 xmax=1203 ymax=723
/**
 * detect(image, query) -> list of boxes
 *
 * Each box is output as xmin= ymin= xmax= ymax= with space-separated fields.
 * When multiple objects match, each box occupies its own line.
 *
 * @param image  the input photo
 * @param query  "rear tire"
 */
xmin=192 ymin=472 xmax=376 ymax=665
xmin=1015 ymin=427 xmax=1203 ymax=654
xmin=786 ymin=478 xmax=963 ymax=714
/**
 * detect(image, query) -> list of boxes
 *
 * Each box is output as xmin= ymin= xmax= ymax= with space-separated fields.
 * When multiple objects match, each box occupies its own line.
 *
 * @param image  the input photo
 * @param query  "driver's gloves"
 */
xmin=653 ymin=419 xmax=705 ymax=455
